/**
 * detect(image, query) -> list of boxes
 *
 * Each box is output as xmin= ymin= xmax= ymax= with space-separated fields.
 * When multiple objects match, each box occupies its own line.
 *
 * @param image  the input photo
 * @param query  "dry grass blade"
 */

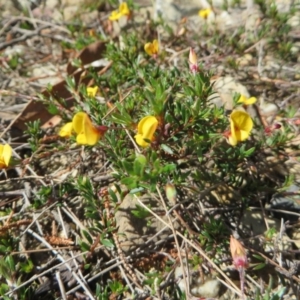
xmin=134 ymin=195 xmax=243 ymax=298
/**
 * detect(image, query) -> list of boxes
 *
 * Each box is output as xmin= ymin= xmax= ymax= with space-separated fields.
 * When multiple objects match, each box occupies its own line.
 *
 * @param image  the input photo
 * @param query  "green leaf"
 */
xmin=238 ymin=144 xmax=254 ymax=157
xmin=110 ymin=105 xmax=132 ymax=125
xmin=5 ymin=255 xmax=15 ymax=272
xmin=252 ymin=254 xmax=265 ymax=261
xmin=122 ymin=160 xmax=134 ymax=175
xmin=101 ymin=238 xmax=114 ymax=248
xmin=131 ymin=204 xmax=151 ymax=218
xmin=0 ymin=245 xmax=8 ymax=254
xmin=242 ymin=146 xmax=255 ymax=157
xmin=252 ymin=262 xmax=266 ymax=270
xmin=161 ymin=163 xmax=177 ymax=173
xmin=108 ymin=280 xmax=124 ymax=293
xmin=65 ymin=76 xmax=76 ymax=90
xmin=80 ymin=241 xmax=91 ymax=252
xmin=0 ymin=284 xmax=9 ymax=296
xmin=121 ymin=177 xmax=137 ymax=189
xmin=265 ymin=227 xmax=277 ymax=239
xmin=108 ymin=188 xmax=119 ymax=203
xmin=82 ymin=230 xmax=93 ymax=244
xmin=134 ymin=154 xmax=147 ymax=176
xmin=130 ymin=187 xmax=145 ymax=194
xmin=20 ymin=259 xmax=34 ymax=273
xmin=47 ymin=103 xmax=59 ymax=115
xmin=161 ymin=144 xmax=174 ymax=154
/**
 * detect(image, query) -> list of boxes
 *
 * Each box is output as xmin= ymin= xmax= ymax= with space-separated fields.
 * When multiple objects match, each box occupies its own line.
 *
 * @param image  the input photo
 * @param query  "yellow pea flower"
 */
xmin=73 ymin=112 xmax=105 ymax=146
xmin=109 ymin=2 xmax=130 ymax=21
xmin=87 ymin=86 xmax=98 ymax=98
xmin=119 ymin=2 xmax=130 ymax=16
xmin=134 ymin=116 xmax=158 ymax=148
xmin=109 ymin=10 xmax=122 ymax=21
xmin=59 ymin=122 xmax=73 ymax=137
xmin=228 ymin=110 xmax=253 ymax=146
xmin=238 ymin=95 xmax=257 ymax=105
xmin=144 ymin=40 xmax=159 ymax=58
xmin=0 ymin=144 xmax=12 ymax=169
xmin=59 ymin=112 xmax=107 ymax=146
xmin=198 ymin=8 xmax=212 ymax=19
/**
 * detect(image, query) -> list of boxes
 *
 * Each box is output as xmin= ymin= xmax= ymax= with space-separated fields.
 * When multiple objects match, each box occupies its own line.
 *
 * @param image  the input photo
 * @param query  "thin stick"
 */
xmin=135 ymin=194 xmax=243 ymax=297
xmin=56 ymin=271 xmax=67 ymax=300
xmin=156 ymin=186 xmax=190 ymax=296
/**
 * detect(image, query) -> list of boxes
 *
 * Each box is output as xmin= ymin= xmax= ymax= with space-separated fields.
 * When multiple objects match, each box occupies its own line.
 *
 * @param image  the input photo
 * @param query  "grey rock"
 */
xmin=271 ymin=184 xmax=300 ymax=222
xmin=209 ymin=76 xmax=256 ymax=118
xmin=116 ymin=194 xmax=173 ymax=253
xmin=175 ymin=262 xmax=221 ymax=298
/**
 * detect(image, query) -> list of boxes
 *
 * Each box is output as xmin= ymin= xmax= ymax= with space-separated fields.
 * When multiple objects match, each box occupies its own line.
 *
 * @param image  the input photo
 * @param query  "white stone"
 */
xmin=210 ymin=76 xmax=250 ymax=110
xmin=191 ymin=278 xmax=221 ymax=298
xmin=32 ymin=63 xmax=61 ymax=87
xmin=259 ymin=98 xmax=279 ymax=117
xmin=287 ymin=14 xmax=300 ymax=28
xmin=236 ymin=54 xmax=253 ymax=66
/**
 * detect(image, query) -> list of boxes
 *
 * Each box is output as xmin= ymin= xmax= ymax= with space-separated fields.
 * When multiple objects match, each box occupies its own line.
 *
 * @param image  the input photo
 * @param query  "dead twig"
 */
xmin=0 ymin=25 xmax=52 ymax=51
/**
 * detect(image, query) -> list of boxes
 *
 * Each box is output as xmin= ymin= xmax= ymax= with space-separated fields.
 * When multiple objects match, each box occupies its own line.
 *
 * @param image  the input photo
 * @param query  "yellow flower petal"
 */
xmin=238 ymin=95 xmax=257 ymax=105
xmin=119 ymin=2 xmax=130 ymax=15
xmin=0 ymin=144 xmax=12 ymax=168
xmin=198 ymin=8 xmax=212 ymax=19
xmin=59 ymin=122 xmax=73 ymax=137
xmin=109 ymin=2 xmax=130 ymax=21
xmin=144 ymin=40 xmax=159 ymax=57
xmin=152 ymin=39 xmax=159 ymax=53
xmin=72 ymin=112 xmax=86 ymax=135
xmin=135 ymin=116 xmax=158 ymax=147
xmin=135 ymin=134 xmax=149 ymax=148
xmin=109 ymin=10 xmax=122 ymax=21
xmin=73 ymin=112 xmax=101 ymax=146
xmin=87 ymin=86 xmax=98 ymax=97
xmin=76 ymin=124 xmax=101 ymax=146
xmin=228 ymin=132 xmax=237 ymax=146
xmin=144 ymin=43 xmax=152 ymax=56
xmin=229 ymin=111 xmax=253 ymax=145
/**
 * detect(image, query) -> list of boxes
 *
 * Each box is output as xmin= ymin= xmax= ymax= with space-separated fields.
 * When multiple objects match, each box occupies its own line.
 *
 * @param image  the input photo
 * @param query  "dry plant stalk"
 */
xmin=112 ymin=232 xmax=139 ymax=285
xmin=101 ymin=187 xmax=140 ymax=286
xmin=44 ymin=221 xmax=74 ymax=246
xmin=0 ymin=219 xmax=32 ymax=235
xmin=0 ymin=210 xmax=32 ymax=235
xmin=44 ymin=235 xmax=74 ymax=246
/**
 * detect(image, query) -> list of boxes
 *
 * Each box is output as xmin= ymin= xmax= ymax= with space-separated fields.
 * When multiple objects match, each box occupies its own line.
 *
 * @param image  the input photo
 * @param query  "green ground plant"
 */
xmin=0 ymin=0 xmax=299 ymax=299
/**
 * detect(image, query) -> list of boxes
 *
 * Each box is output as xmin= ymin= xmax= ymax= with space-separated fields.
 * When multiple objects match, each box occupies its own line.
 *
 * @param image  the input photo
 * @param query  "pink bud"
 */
xmin=189 ymin=48 xmax=199 ymax=74
xmin=274 ymin=123 xmax=281 ymax=129
xmin=264 ymin=123 xmax=282 ymax=136
xmin=96 ymin=125 xmax=109 ymax=136
xmin=230 ymin=236 xmax=248 ymax=270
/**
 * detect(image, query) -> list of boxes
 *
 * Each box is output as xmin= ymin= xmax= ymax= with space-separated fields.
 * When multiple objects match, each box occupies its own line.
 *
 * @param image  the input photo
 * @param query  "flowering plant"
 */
xmin=0 ymin=144 xmax=12 ymax=169
xmin=109 ymin=2 xmax=130 ymax=21
xmin=59 ymin=112 xmax=107 ymax=146
xmin=134 ymin=116 xmax=158 ymax=148
xmin=144 ymin=40 xmax=159 ymax=58
xmin=228 ymin=111 xmax=253 ymax=146
xmin=198 ymin=8 xmax=213 ymax=19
